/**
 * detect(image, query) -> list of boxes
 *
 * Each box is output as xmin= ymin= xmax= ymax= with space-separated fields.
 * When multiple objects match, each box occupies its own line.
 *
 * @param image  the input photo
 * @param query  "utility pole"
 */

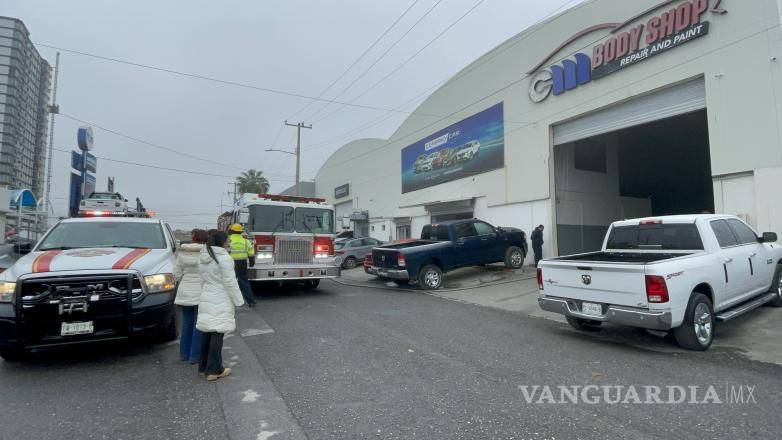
xmin=284 ymin=121 xmax=312 ymax=196
xmin=43 ymin=52 xmax=61 ymax=219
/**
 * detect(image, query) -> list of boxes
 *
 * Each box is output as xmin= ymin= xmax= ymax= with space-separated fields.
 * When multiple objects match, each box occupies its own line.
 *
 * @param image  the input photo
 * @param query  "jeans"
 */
xmin=234 ymin=261 xmax=255 ymax=305
xmin=199 ymin=332 xmax=225 ymax=375
xmin=179 ymin=305 xmax=203 ymax=363
xmin=533 ymin=245 xmax=543 ymax=267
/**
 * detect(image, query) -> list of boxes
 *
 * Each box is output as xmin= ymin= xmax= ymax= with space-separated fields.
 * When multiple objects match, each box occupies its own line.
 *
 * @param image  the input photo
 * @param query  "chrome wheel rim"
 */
xmin=345 ymin=258 xmax=356 ymax=269
xmin=425 ymin=270 xmax=441 ymax=288
xmin=777 ymin=273 xmax=782 ymax=299
xmin=694 ymin=302 xmax=713 ymax=345
xmin=510 ymin=251 xmax=523 ymax=267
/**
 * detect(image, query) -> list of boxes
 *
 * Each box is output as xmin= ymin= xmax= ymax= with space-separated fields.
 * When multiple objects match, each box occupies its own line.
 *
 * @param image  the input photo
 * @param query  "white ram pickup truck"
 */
xmin=537 ymin=215 xmax=782 ymax=351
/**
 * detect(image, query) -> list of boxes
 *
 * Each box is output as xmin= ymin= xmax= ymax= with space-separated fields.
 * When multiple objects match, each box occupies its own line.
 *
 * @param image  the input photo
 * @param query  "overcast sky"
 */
xmin=4 ymin=0 xmax=583 ymax=229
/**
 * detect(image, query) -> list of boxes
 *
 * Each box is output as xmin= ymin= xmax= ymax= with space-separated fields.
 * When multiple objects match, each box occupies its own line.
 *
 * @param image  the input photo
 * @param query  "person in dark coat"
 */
xmin=531 ymin=225 xmax=545 ymax=266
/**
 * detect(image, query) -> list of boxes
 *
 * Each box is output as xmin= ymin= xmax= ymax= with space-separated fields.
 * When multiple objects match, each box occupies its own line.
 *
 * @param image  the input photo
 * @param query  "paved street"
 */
xmin=2 ymin=279 xmax=781 ymax=439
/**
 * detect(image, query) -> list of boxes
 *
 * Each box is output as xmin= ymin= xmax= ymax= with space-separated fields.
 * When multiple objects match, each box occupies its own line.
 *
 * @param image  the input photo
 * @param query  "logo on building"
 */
xmin=528 ymin=0 xmax=725 ymax=103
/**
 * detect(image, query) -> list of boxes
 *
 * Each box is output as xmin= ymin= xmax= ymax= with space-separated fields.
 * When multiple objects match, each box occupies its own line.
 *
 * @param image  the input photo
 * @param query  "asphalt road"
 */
xmin=1 ymin=280 xmax=780 ymax=440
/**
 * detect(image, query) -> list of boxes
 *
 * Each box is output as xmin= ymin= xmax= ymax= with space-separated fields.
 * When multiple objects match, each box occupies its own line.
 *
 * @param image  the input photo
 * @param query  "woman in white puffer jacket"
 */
xmin=173 ymin=229 xmax=208 ymax=363
xmin=196 ymin=230 xmax=244 ymax=381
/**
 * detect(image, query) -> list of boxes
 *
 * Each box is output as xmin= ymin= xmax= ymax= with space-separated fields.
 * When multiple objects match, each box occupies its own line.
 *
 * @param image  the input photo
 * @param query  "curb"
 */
xmin=330 ymin=272 xmax=536 ymax=293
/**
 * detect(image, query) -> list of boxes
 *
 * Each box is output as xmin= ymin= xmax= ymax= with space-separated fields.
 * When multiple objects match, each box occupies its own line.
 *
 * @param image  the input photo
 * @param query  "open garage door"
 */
xmin=552 ymin=80 xmax=712 ymax=256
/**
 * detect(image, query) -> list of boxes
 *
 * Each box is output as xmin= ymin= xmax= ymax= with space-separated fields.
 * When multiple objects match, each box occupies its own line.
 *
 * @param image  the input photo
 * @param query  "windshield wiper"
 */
xmin=38 ymin=246 xmax=75 ymax=251
xmin=97 ymin=245 xmax=149 ymax=249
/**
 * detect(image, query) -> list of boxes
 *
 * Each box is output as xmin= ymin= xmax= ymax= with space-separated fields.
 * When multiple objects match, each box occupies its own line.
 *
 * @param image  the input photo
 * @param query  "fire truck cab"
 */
xmin=222 ymin=194 xmax=341 ymax=286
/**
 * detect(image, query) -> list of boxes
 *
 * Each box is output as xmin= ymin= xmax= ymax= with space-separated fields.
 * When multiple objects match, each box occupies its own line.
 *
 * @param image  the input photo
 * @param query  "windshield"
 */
xmin=295 ymin=208 xmax=334 ymax=234
xmin=248 ymin=205 xmax=295 ymax=233
xmin=38 ymin=222 xmax=167 ymax=250
xmin=606 ymin=224 xmax=704 ymax=250
xmin=88 ymin=193 xmax=119 ymax=200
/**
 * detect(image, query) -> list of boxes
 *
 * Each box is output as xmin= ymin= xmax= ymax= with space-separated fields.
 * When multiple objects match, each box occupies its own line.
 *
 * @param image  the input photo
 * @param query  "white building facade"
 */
xmin=315 ymin=0 xmax=782 ymax=263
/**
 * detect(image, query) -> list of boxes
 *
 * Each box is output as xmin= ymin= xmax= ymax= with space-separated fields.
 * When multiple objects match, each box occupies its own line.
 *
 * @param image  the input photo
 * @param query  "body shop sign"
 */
xmin=529 ymin=0 xmax=724 ymax=102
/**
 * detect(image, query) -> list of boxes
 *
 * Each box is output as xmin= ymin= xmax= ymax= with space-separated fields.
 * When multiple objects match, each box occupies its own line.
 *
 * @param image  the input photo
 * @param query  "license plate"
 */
xmin=61 ymin=321 xmax=94 ymax=336
xmin=581 ymin=302 xmax=603 ymax=317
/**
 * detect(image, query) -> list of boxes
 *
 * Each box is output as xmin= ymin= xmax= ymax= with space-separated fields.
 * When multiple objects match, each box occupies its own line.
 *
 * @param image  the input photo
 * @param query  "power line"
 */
xmin=302 ymin=0 xmax=445 ymax=122
xmin=312 ymin=0 xmax=487 ymax=124
xmin=51 ymin=147 xmax=295 ymax=181
xmin=36 ymin=43 xmax=438 ymax=117
xmin=286 ymin=0 xmax=422 ymax=121
xmin=300 ymin=0 xmax=581 ymax=154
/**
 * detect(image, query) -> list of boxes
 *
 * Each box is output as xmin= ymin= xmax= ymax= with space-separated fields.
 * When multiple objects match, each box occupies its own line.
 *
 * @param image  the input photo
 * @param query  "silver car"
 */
xmin=335 ymin=237 xmax=384 ymax=269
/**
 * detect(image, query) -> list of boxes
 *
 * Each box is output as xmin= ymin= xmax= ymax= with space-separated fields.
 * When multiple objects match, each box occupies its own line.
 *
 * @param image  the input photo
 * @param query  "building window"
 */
xmin=371 ymin=226 xmax=375 ymax=231
xmin=574 ymin=139 xmax=607 ymax=173
xmin=382 ymin=225 xmax=386 ymax=231
xmin=396 ymin=225 xmax=411 ymax=240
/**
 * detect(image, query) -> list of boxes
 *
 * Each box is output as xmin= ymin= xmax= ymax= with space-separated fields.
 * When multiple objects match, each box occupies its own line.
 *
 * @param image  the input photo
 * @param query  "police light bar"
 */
xmin=76 ymin=210 xmax=151 ymax=218
xmin=256 ymin=194 xmax=326 ymax=204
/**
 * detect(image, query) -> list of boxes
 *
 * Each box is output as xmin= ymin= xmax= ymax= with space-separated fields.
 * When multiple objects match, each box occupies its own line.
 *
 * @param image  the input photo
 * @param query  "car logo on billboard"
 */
xmin=582 ymin=275 xmax=592 ymax=285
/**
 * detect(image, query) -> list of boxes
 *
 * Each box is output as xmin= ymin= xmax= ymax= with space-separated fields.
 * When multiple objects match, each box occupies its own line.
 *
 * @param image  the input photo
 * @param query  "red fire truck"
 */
xmin=220 ymin=194 xmax=340 ymax=288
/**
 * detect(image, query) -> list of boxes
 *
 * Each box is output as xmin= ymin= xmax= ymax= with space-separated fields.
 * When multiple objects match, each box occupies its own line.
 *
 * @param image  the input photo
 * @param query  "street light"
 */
xmin=265 ymin=147 xmax=299 ymax=196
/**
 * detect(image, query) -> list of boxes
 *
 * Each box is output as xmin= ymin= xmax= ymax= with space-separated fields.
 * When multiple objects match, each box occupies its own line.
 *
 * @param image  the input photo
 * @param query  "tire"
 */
xmin=0 ymin=348 xmax=27 ymax=362
xmin=157 ymin=316 xmax=178 ymax=343
xmin=767 ymin=264 xmax=782 ymax=307
xmin=417 ymin=264 xmax=443 ymax=290
xmin=393 ymin=279 xmax=410 ymax=287
xmin=304 ymin=279 xmax=320 ymax=289
xmin=566 ymin=315 xmax=602 ymax=332
xmin=673 ymin=293 xmax=714 ymax=351
xmin=504 ymin=246 xmax=525 ymax=269
xmin=343 ymin=257 xmax=357 ymax=270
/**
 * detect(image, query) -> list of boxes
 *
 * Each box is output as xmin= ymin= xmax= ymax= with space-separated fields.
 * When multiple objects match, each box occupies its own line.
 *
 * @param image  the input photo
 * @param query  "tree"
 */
xmin=236 ymin=169 xmax=270 ymax=195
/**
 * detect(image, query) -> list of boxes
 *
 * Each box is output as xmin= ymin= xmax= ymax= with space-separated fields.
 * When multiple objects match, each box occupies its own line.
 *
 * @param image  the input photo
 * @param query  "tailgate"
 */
xmin=372 ymin=248 xmax=399 ymax=269
xmin=539 ymin=261 xmax=648 ymax=307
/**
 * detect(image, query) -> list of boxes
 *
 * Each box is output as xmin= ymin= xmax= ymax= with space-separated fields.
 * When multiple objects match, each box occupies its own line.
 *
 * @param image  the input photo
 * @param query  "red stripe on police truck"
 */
xmin=31 ymin=250 xmax=64 ymax=273
xmin=112 ymin=248 xmax=151 ymax=270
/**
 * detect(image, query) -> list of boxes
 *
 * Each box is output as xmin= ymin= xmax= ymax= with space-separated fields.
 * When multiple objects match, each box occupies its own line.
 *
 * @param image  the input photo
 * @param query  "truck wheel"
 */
xmin=766 ymin=264 xmax=782 ymax=307
xmin=504 ymin=246 xmax=525 ymax=269
xmin=418 ymin=265 xmax=443 ymax=290
xmin=673 ymin=293 xmax=714 ymax=351
xmin=0 ymin=348 xmax=27 ymax=362
xmin=566 ymin=316 xmax=602 ymax=332
xmin=343 ymin=257 xmax=357 ymax=270
xmin=157 ymin=317 xmax=178 ymax=343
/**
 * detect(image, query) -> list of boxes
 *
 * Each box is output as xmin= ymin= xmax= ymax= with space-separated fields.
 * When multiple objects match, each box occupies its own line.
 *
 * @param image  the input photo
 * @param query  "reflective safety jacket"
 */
xmin=228 ymin=234 xmax=255 ymax=261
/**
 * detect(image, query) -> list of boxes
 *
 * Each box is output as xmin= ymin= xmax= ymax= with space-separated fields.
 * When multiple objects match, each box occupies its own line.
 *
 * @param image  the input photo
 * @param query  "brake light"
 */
xmin=254 ymin=235 xmax=274 ymax=259
xmin=397 ymin=254 xmax=406 ymax=267
xmin=313 ymin=236 xmax=333 ymax=258
xmin=640 ymin=219 xmax=663 ymax=225
xmin=537 ymin=268 xmax=544 ymax=290
xmin=645 ymin=275 xmax=669 ymax=303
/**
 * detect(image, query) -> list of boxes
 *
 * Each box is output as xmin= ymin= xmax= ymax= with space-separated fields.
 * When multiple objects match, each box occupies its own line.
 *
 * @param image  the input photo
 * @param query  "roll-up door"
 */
xmin=553 ymin=78 xmax=706 ymax=146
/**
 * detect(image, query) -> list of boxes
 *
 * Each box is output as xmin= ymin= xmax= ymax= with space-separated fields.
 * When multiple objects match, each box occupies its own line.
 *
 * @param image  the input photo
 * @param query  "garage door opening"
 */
xmin=554 ymin=109 xmax=713 ymax=255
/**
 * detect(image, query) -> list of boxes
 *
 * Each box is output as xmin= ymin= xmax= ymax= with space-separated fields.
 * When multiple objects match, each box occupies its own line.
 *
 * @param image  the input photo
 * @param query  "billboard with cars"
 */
xmin=401 ymin=102 xmax=504 ymax=193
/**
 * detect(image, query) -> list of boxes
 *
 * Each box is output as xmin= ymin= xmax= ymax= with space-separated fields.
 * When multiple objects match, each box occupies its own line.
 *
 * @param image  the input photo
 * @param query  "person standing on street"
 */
xmin=531 ymin=225 xmax=545 ymax=267
xmin=173 ymin=229 xmax=208 ymax=364
xmin=228 ymin=223 xmax=256 ymax=307
xmin=197 ymin=230 xmax=245 ymax=381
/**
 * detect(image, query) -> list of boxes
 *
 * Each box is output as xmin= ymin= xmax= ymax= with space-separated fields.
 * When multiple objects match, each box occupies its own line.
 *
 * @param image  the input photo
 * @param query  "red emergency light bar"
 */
xmin=76 ymin=210 xmax=151 ymax=218
xmin=256 ymin=194 xmax=326 ymax=204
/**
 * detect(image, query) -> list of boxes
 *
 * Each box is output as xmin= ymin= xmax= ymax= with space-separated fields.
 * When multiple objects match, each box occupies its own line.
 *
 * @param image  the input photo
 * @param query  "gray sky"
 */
xmin=4 ymin=0 xmax=583 ymax=229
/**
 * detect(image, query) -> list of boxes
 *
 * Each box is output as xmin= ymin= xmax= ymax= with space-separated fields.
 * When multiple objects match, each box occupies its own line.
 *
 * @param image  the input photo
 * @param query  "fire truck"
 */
xmin=221 ymin=194 xmax=341 ymax=287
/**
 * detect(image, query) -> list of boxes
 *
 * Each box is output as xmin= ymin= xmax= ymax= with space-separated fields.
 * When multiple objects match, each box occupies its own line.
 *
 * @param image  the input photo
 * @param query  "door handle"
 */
xmin=748 ymin=252 xmax=757 ymax=257
xmin=723 ymin=257 xmax=733 ymax=263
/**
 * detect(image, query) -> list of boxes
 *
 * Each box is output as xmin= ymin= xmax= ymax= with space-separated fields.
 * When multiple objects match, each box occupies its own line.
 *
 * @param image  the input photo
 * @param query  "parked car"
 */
xmin=537 ymin=215 xmax=782 ymax=351
xmin=80 ymin=192 xmax=129 ymax=212
xmin=371 ymin=219 xmax=528 ymax=290
xmin=432 ymin=148 xmax=451 ymax=169
xmin=418 ymin=153 xmax=438 ymax=173
xmin=335 ymin=237 xmax=384 ymax=269
xmin=450 ymin=141 xmax=481 ymax=165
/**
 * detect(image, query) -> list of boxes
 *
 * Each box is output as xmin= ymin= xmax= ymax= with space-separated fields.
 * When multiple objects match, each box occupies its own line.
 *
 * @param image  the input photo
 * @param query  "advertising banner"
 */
xmin=85 ymin=152 xmax=97 ymax=173
xmin=401 ymin=103 xmax=504 ymax=193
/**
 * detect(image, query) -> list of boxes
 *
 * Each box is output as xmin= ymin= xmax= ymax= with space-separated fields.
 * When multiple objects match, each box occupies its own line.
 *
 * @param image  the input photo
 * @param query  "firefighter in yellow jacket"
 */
xmin=228 ymin=224 xmax=256 ymax=307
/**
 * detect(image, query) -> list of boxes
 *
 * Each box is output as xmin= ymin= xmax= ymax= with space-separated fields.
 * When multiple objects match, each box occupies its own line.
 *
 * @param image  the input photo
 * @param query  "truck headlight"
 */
xmin=144 ymin=273 xmax=175 ymax=293
xmin=0 ymin=281 xmax=16 ymax=303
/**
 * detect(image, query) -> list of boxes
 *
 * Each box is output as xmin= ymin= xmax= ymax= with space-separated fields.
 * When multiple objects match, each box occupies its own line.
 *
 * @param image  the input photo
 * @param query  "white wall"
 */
xmin=370 ymin=219 xmax=392 ymax=242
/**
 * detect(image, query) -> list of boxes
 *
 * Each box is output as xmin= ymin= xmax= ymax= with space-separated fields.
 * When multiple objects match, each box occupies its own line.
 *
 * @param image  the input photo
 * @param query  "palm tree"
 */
xmin=236 ymin=169 xmax=270 ymax=195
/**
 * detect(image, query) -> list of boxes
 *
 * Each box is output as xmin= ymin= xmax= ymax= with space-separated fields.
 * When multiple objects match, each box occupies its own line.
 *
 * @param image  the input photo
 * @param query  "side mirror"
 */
xmin=761 ymin=232 xmax=778 ymax=243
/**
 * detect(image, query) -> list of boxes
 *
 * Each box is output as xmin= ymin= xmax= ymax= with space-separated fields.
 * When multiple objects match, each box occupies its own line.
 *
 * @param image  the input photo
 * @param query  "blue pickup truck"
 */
xmin=371 ymin=219 xmax=528 ymax=290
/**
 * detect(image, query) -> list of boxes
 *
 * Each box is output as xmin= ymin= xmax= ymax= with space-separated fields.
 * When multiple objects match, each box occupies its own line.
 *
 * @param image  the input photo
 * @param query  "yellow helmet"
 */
xmin=229 ymin=223 xmax=245 ymax=233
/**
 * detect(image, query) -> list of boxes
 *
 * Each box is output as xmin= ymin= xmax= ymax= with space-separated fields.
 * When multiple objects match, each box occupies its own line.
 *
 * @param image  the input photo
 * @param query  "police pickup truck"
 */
xmin=0 ymin=213 xmax=178 ymax=361
xmin=537 ymin=215 xmax=782 ymax=351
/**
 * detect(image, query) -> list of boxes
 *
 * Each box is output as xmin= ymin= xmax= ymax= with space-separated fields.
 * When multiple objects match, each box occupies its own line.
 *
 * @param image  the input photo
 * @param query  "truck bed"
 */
xmin=376 ymin=240 xmax=441 ymax=250
xmin=552 ymin=251 xmax=693 ymax=265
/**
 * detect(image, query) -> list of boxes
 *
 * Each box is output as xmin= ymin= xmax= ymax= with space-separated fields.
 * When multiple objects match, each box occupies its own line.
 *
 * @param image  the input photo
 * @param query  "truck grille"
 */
xmin=274 ymin=237 xmax=313 ymax=265
xmin=21 ymin=274 xmax=144 ymax=307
